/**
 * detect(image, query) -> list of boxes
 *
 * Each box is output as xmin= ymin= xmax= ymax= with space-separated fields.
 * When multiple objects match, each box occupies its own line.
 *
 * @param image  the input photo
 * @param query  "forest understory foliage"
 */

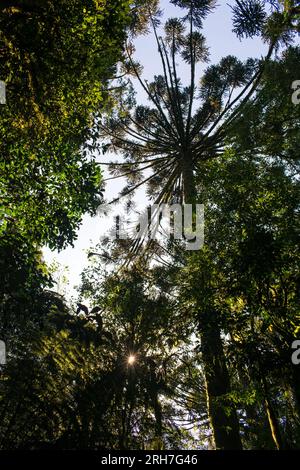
xmin=0 ymin=0 xmax=299 ymax=450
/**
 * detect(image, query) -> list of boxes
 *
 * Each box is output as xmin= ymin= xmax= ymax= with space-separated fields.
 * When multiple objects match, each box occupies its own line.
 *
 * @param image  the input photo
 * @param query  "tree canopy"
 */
xmin=0 ymin=0 xmax=299 ymax=454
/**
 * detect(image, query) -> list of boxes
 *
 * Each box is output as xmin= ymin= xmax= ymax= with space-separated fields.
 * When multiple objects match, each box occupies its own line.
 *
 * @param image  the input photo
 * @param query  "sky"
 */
xmin=43 ymin=0 xmax=268 ymax=296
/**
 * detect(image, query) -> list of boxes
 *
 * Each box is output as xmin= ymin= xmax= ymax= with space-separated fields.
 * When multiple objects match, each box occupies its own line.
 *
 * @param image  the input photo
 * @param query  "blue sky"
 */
xmin=43 ymin=0 xmax=268 ymax=296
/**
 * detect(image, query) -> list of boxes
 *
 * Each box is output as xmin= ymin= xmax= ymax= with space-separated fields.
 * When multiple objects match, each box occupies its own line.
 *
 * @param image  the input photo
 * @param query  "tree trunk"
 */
xmin=181 ymin=152 xmax=242 ymax=449
xmin=200 ymin=314 xmax=243 ymax=449
xmin=234 ymin=363 xmax=272 ymax=449
xmin=182 ymin=152 xmax=197 ymax=205
xmin=260 ymin=374 xmax=287 ymax=450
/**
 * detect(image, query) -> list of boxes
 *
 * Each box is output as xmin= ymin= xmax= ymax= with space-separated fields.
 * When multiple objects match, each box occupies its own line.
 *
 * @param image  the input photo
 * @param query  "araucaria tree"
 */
xmin=100 ymin=0 xmax=300 ymax=449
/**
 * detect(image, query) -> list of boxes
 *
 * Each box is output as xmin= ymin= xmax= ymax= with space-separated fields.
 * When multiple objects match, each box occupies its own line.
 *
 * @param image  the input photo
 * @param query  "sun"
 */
xmin=127 ymin=355 xmax=136 ymax=366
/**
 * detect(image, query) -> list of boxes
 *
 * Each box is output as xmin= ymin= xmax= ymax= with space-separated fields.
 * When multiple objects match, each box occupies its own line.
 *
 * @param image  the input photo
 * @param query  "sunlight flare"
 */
xmin=127 ymin=355 xmax=136 ymax=366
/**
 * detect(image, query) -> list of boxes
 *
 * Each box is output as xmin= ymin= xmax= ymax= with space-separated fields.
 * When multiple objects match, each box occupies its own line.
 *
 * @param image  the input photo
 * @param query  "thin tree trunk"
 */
xmin=236 ymin=365 xmax=274 ymax=449
xmin=260 ymin=374 xmax=287 ymax=450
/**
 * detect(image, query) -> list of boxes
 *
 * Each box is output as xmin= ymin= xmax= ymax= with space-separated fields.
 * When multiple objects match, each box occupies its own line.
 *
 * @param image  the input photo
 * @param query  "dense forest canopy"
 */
xmin=0 ymin=0 xmax=299 ymax=452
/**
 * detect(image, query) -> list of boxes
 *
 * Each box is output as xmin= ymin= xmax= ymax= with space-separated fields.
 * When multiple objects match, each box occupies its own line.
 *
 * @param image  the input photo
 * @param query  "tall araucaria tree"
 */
xmin=98 ymin=0 xmax=300 ymax=450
